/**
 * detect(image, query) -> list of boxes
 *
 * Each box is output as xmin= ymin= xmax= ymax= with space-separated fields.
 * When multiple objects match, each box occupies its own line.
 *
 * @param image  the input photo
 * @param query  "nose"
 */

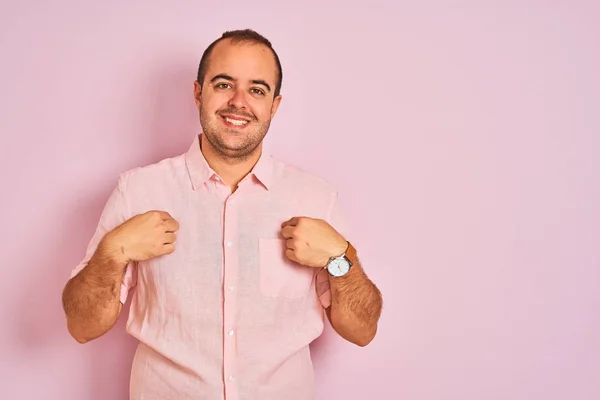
xmin=228 ymin=88 xmax=248 ymax=110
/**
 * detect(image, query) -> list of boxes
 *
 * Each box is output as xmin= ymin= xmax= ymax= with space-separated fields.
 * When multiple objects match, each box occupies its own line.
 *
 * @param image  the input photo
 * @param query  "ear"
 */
xmin=270 ymin=94 xmax=282 ymax=119
xmin=193 ymin=80 xmax=202 ymax=108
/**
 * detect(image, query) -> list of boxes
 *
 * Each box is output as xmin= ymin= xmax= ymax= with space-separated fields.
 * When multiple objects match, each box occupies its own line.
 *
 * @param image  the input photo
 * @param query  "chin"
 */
xmin=214 ymin=133 xmax=260 ymax=157
xmin=219 ymin=131 xmax=251 ymax=147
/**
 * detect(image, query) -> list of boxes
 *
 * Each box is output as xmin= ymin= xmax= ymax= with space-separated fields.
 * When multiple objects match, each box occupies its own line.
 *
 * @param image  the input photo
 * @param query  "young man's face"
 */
xmin=194 ymin=38 xmax=282 ymax=160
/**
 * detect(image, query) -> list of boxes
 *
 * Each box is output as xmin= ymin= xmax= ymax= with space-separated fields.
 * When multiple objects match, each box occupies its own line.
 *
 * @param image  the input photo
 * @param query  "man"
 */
xmin=62 ymin=29 xmax=383 ymax=399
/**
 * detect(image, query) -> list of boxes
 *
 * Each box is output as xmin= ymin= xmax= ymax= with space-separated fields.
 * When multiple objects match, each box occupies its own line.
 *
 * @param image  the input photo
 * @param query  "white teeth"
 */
xmin=225 ymin=117 xmax=248 ymax=126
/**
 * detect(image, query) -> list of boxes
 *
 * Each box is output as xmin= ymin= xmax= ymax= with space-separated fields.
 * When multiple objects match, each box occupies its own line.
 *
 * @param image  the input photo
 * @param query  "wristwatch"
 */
xmin=325 ymin=242 xmax=354 ymax=277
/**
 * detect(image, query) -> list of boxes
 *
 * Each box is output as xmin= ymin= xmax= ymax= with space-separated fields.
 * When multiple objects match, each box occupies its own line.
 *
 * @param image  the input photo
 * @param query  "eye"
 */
xmin=251 ymin=88 xmax=265 ymax=96
xmin=215 ymin=83 xmax=232 ymax=90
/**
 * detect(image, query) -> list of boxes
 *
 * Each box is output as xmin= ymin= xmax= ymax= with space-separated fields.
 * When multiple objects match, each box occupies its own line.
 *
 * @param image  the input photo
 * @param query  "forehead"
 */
xmin=206 ymin=39 xmax=278 ymax=85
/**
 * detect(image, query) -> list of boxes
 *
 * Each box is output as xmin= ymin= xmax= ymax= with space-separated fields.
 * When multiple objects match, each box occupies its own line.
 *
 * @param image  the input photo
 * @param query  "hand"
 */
xmin=280 ymin=216 xmax=348 ymax=268
xmin=104 ymin=210 xmax=180 ymax=263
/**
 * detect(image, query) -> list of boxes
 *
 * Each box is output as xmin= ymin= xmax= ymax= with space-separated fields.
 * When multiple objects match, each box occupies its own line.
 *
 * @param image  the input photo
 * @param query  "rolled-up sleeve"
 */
xmin=69 ymin=175 xmax=137 ymax=304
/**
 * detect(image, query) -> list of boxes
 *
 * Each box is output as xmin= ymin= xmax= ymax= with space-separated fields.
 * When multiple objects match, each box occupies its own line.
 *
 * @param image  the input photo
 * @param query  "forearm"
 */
xmin=62 ymin=236 xmax=128 ymax=343
xmin=328 ymin=245 xmax=382 ymax=346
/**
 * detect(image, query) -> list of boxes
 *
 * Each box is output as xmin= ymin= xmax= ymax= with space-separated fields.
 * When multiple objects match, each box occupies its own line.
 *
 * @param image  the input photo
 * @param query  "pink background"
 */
xmin=1 ymin=1 xmax=599 ymax=399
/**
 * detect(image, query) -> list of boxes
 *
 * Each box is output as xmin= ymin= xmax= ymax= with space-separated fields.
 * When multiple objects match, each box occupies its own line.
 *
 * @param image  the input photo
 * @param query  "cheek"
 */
xmin=253 ymin=102 xmax=274 ymax=120
xmin=202 ymin=93 xmax=229 ymax=113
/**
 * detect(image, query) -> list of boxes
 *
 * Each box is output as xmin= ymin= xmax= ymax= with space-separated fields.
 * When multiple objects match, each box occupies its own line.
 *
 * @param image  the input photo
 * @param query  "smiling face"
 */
xmin=194 ymin=38 xmax=282 ymax=161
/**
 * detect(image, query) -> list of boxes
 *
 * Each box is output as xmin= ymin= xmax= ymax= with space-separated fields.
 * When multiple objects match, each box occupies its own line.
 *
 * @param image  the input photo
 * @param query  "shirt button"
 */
xmin=228 ymin=286 xmax=234 ymax=292
xmin=228 ymin=329 xmax=234 ymax=336
xmin=227 ymin=241 xmax=233 ymax=248
xmin=228 ymin=376 xmax=234 ymax=382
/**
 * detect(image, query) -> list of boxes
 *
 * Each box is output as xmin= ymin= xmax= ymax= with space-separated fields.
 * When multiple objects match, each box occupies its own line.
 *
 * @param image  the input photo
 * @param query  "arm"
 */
xmin=325 ymin=242 xmax=382 ymax=347
xmin=62 ymin=207 xmax=179 ymax=344
xmin=62 ymin=235 xmax=129 ymax=344
xmin=281 ymin=217 xmax=383 ymax=347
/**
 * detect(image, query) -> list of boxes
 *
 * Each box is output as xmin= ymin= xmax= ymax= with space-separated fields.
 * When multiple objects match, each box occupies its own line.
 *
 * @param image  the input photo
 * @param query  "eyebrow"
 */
xmin=209 ymin=74 xmax=271 ymax=93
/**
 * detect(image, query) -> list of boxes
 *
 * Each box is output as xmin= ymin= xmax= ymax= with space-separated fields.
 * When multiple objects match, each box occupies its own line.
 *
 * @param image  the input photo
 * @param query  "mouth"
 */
xmin=220 ymin=114 xmax=251 ymax=129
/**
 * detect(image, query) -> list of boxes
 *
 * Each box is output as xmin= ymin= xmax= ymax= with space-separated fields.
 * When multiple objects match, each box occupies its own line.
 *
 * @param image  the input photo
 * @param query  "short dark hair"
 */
xmin=196 ymin=29 xmax=283 ymax=97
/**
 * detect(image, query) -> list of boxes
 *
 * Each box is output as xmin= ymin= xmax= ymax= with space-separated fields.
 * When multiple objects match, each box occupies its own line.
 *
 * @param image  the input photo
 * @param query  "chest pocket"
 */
xmin=258 ymin=238 xmax=315 ymax=299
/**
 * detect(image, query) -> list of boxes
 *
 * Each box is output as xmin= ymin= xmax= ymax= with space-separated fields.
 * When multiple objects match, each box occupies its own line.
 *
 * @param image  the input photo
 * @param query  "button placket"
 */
xmin=222 ymin=194 xmax=239 ymax=399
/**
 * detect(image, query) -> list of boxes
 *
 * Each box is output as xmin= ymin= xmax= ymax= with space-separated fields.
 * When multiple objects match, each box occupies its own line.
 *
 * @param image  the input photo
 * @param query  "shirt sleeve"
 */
xmin=316 ymin=190 xmax=351 ymax=309
xmin=69 ymin=175 xmax=137 ymax=304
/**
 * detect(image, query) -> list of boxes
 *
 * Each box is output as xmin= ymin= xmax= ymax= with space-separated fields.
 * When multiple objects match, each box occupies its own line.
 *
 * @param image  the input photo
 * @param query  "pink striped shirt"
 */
xmin=70 ymin=134 xmax=349 ymax=399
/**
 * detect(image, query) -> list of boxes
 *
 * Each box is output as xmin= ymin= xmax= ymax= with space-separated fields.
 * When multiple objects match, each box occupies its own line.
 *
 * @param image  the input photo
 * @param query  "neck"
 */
xmin=200 ymin=134 xmax=261 ymax=191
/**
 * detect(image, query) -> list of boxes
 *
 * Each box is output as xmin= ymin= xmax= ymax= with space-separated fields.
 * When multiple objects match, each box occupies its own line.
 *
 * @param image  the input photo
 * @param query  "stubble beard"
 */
xmin=199 ymin=104 xmax=272 ymax=163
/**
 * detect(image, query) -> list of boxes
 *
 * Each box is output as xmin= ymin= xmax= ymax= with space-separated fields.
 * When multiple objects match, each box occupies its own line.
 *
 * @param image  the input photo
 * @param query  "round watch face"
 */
xmin=328 ymin=257 xmax=350 ymax=277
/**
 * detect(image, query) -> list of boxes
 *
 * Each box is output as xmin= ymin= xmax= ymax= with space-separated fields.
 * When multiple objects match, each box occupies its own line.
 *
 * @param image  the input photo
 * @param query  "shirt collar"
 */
xmin=249 ymin=147 xmax=274 ymax=190
xmin=185 ymin=134 xmax=274 ymax=191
